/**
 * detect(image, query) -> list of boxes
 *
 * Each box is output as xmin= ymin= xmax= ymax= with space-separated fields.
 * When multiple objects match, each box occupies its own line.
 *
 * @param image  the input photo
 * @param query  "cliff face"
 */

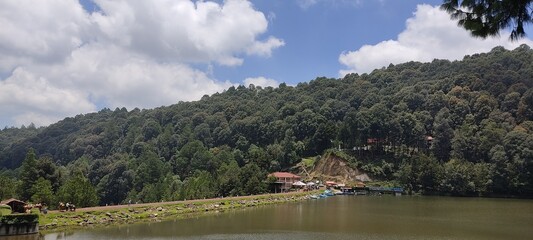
xmin=309 ymin=152 xmax=370 ymax=183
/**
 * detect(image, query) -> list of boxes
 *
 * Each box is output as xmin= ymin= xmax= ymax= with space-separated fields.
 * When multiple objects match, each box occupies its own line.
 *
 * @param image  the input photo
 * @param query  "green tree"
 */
xmin=397 ymin=154 xmax=443 ymax=194
xmin=440 ymin=159 xmax=492 ymax=196
xmin=0 ymin=174 xmax=18 ymax=199
xmin=141 ymin=119 xmax=161 ymax=141
xmin=433 ymin=108 xmax=454 ymax=161
xmin=451 ymin=115 xmax=479 ymax=161
xmin=31 ymin=177 xmax=54 ymax=206
xmin=174 ymin=140 xmax=209 ymax=177
xmin=57 ymin=175 xmax=99 ymax=208
xmin=266 ymin=143 xmax=284 ymax=172
xmin=137 ymin=182 xmax=165 ymax=203
xmin=238 ymin=163 xmax=266 ymax=195
xmin=161 ymin=174 xmax=183 ymax=201
xmin=518 ymin=88 xmax=533 ymax=121
xmin=490 ymin=145 xmax=511 ymax=194
xmin=182 ymin=170 xmax=216 ymax=199
xmin=473 ymin=94 xmax=498 ymax=123
xmin=217 ymin=160 xmax=241 ymax=197
xmin=502 ymin=91 xmax=521 ymax=116
xmin=442 ymin=0 xmax=533 ymax=40
xmin=246 ymin=145 xmax=269 ymax=170
xmin=36 ymin=156 xmax=61 ymax=192
xmin=134 ymin=150 xmax=168 ymax=190
xmin=96 ymin=160 xmax=134 ymax=204
xmin=19 ymin=149 xmax=39 ymax=201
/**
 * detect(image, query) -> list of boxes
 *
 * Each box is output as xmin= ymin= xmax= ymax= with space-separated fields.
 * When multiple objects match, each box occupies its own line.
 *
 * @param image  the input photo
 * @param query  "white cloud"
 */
xmin=339 ymin=4 xmax=533 ymax=75
xmin=297 ymin=0 xmax=318 ymax=9
xmin=90 ymin=0 xmax=283 ymax=66
xmin=267 ymin=12 xmax=277 ymax=22
xmin=0 ymin=68 xmax=96 ymax=126
xmin=244 ymin=76 xmax=279 ymax=88
xmin=0 ymin=0 xmax=90 ymax=72
xmin=247 ymin=37 xmax=285 ymax=57
xmin=32 ymin=44 xmax=234 ymax=110
xmin=0 ymin=0 xmax=282 ymax=127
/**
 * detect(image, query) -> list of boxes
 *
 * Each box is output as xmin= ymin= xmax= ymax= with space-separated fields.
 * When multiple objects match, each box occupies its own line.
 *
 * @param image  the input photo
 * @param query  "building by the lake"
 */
xmin=269 ymin=172 xmax=301 ymax=193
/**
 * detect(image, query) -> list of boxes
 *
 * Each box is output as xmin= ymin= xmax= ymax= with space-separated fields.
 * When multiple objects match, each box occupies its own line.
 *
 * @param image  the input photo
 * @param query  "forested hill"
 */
xmin=1 ymin=45 xmax=533 ymax=205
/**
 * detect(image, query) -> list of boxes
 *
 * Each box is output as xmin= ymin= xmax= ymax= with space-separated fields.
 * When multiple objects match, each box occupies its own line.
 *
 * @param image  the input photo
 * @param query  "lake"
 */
xmin=34 ymin=195 xmax=533 ymax=239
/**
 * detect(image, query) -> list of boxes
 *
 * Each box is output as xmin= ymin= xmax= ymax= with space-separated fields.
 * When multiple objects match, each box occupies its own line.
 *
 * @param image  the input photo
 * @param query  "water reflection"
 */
xmin=2 ymin=233 xmax=42 ymax=240
xmin=43 ymin=196 xmax=533 ymax=240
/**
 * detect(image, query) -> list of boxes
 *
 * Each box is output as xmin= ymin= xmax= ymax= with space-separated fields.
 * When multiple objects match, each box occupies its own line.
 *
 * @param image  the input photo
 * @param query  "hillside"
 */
xmin=1 ymin=45 xmax=533 ymax=205
xmin=309 ymin=151 xmax=370 ymax=184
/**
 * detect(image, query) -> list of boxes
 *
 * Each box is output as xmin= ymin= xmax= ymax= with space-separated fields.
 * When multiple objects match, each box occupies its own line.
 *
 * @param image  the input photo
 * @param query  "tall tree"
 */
xmin=217 ymin=160 xmax=241 ymax=197
xmin=57 ymin=175 xmax=99 ymax=208
xmin=36 ymin=156 xmax=61 ymax=192
xmin=433 ymin=108 xmax=454 ymax=162
xmin=0 ymin=174 xmax=18 ymax=199
xmin=31 ymin=178 xmax=54 ymax=206
xmin=19 ymin=149 xmax=39 ymax=201
xmin=97 ymin=159 xmax=134 ymax=204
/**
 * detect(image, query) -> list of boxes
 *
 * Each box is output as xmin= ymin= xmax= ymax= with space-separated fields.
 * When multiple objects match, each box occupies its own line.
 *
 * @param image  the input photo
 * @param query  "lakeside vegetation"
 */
xmin=0 ymin=45 xmax=533 ymax=208
xmin=38 ymin=191 xmax=316 ymax=232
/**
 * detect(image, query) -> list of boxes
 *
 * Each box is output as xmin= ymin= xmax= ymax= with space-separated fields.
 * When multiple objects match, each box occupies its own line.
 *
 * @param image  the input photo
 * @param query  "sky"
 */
xmin=1 ymin=0 xmax=532 ymax=128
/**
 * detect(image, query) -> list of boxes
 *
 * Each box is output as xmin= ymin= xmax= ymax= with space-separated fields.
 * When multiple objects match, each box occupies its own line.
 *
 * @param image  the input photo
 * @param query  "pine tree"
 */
xmin=19 ymin=149 xmax=39 ymax=201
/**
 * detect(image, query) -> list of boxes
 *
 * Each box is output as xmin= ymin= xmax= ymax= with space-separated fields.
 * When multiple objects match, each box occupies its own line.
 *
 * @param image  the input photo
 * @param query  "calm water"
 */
xmin=36 ymin=196 xmax=533 ymax=239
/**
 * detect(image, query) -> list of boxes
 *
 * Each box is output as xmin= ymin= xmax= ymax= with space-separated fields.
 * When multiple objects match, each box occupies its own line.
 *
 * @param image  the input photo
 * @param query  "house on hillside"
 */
xmin=268 ymin=172 xmax=301 ymax=193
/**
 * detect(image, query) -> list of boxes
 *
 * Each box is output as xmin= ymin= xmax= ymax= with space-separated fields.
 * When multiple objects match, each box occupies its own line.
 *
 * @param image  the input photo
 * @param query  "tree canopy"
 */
xmin=1 ymin=45 xmax=532 ymax=205
xmin=442 ymin=0 xmax=533 ymax=40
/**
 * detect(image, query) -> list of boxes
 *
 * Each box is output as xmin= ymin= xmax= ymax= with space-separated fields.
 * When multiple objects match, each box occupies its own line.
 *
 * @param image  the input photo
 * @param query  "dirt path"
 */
xmin=53 ymin=191 xmax=309 ymax=213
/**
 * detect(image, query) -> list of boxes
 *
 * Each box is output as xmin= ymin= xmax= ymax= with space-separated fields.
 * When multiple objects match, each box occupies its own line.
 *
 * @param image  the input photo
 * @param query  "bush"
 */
xmin=0 ymin=204 xmax=11 ymax=215
xmin=0 ymin=213 xmax=39 ymax=224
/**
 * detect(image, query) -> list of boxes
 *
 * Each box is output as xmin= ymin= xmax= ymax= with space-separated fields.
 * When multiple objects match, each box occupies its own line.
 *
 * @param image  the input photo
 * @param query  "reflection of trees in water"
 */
xmin=51 ymin=231 xmax=76 ymax=240
xmin=2 ymin=233 xmax=42 ymax=240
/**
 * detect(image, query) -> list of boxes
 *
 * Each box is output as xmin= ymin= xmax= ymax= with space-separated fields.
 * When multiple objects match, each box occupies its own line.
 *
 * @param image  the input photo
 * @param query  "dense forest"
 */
xmin=1 ymin=45 xmax=532 ymax=207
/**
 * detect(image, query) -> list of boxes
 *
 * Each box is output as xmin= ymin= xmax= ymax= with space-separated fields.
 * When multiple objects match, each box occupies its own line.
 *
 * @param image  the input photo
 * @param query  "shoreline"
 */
xmin=39 ymin=191 xmax=318 ymax=233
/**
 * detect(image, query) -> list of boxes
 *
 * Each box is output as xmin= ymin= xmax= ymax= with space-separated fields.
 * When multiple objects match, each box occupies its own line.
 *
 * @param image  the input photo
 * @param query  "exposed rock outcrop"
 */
xmin=309 ymin=152 xmax=371 ymax=183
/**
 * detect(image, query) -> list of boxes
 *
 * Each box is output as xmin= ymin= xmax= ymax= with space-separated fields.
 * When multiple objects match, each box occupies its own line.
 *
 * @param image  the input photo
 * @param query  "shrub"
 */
xmin=0 ymin=213 xmax=39 ymax=224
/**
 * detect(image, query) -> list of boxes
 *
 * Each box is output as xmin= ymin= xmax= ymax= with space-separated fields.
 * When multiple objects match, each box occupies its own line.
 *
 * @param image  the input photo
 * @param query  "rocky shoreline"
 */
xmin=40 ymin=191 xmax=317 ymax=232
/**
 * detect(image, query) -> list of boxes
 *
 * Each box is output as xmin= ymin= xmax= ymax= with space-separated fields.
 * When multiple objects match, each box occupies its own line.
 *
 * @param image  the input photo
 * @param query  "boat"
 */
xmin=324 ymin=190 xmax=335 ymax=197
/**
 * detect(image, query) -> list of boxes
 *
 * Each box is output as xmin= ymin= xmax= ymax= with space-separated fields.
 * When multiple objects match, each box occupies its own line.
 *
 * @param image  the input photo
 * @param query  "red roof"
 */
xmin=269 ymin=172 xmax=301 ymax=178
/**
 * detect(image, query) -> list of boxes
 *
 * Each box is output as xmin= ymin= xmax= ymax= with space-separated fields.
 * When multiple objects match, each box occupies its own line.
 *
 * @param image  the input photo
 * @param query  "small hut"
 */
xmin=0 ymin=198 xmax=26 ymax=213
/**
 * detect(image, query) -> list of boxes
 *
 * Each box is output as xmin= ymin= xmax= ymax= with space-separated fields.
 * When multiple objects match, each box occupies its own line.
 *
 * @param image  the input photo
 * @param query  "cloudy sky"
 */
xmin=1 ymin=0 xmax=532 ymax=128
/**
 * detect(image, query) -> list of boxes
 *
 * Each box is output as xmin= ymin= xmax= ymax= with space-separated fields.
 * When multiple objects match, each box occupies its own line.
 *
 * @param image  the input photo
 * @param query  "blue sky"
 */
xmin=216 ymin=0 xmax=442 ymax=84
xmin=1 ymin=0 xmax=532 ymax=128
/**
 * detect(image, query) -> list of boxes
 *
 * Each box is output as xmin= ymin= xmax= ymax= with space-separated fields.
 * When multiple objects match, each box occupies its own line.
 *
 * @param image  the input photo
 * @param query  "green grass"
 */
xmin=0 ymin=204 xmax=11 ymax=215
xmin=301 ymin=157 xmax=316 ymax=168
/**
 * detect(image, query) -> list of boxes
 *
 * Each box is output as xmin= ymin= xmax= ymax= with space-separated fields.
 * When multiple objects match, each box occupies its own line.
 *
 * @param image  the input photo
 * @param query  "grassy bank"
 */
xmin=39 ymin=191 xmax=318 ymax=233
